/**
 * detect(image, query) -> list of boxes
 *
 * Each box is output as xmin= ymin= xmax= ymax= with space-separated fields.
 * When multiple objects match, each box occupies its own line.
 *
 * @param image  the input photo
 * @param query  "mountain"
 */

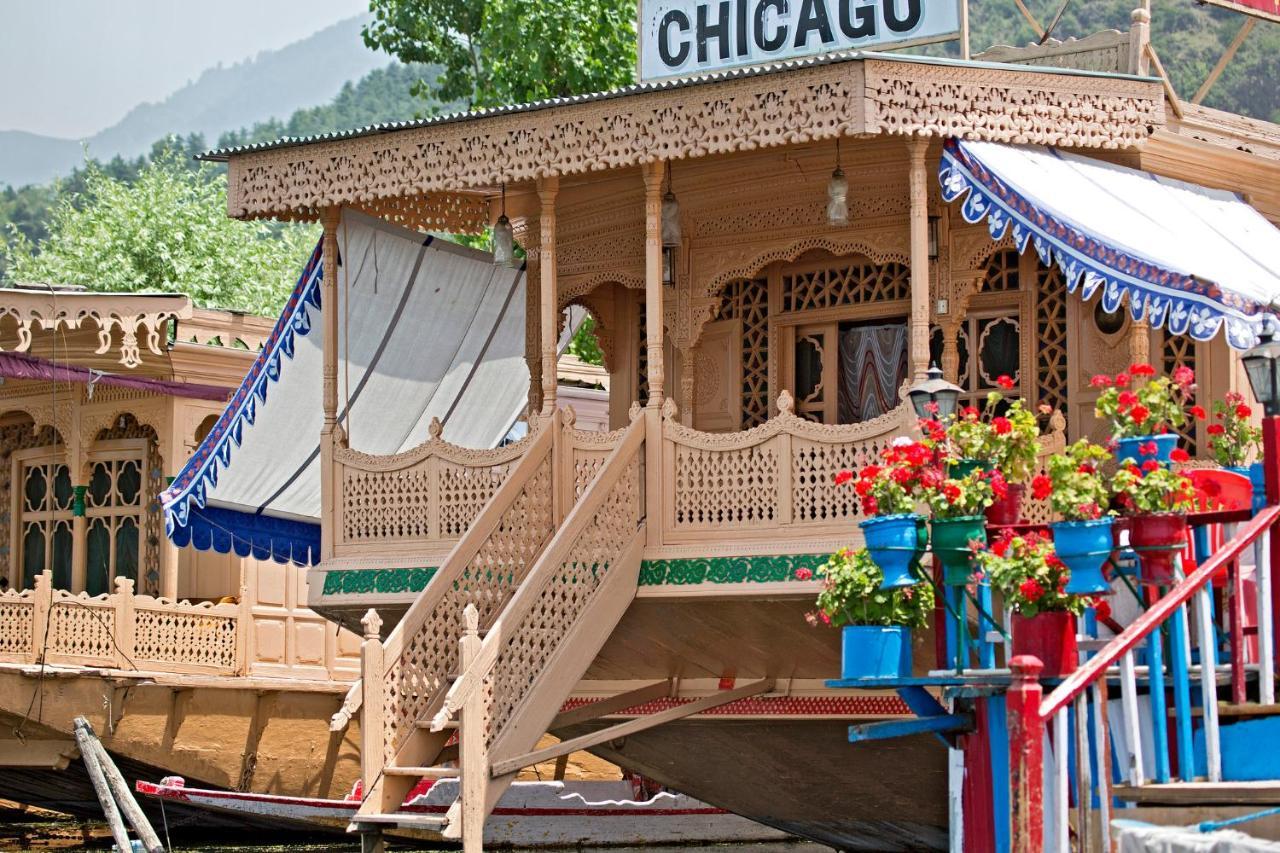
xmin=0 ymin=14 xmax=389 ymax=187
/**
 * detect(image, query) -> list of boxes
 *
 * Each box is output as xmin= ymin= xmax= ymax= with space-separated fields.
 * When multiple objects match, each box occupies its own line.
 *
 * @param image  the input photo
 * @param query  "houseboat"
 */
xmin=158 ymin=13 xmax=1280 ymax=853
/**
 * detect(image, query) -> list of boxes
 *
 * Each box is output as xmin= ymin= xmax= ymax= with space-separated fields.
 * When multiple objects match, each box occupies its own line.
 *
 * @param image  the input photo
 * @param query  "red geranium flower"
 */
xmin=1130 ymin=404 xmax=1150 ymax=425
xmin=795 ymin=567 xmax=813 ymax=581
xmin=1117 ymin=390 xmax=1138 ymax=408
xmin=1031 ymin=474 xmax=1052 ymax=500
xmin=835 ymin=469 xmax=854 ymax=486
xmin=1237 ymin=404 xmax=1253 ymax=419
xmin=1207 ymin=423 xmax=1225 ymax=436
xmin=1130 ymin=363 xmax=1156 ymax=376
xmin=1189 ymin=405 xmax=1206 ymax=420
xmin=1173 ymin=365 xmax=1195 ymax=387
xmin=1115 ymin=372 xmax=1132 ymax=387
xmin=1141 ymin=459 xmax=1160 ymax=473
xmin=943 ymin=482 xmax=962 ymax=502
xmin=1019 ymin=579 xmax=1044 ymax=601
xmin=996 ymin=374 xmax=1016 ymax=390
xmin=1170 ymin=448 xmax=1190 ymax=463
xmin=1139 ymin=440 xmax=1157 ymax=456
xmin=993 ymin=416 xmax=1012 ymax=435
xmin=1093 ymin=598 xmax=1112 ymax=621
xmin=1090 ymin=374 xmax=1113 ymax=389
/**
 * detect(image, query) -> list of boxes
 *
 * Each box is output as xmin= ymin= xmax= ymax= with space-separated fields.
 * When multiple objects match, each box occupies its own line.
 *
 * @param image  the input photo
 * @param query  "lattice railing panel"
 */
xmin=717 ymin=278 xmax=770 ymax=429
xmin=133 ymin=605 xmax=238 ymax=671
xmin=672 ymin=444 xmax=779 ymax=528
xmin=382 ymin=452 xmax=554 ymax=761
xmin=342 ymin=467 xmax=432 ymax=542
xmin=0 ymin=598 xmax=34 ymax=657
xmin=484 ymin=452 xmax=642 ymax=747
xmin=439 ymin=464 xmax=509 ymax=537
xmin=791 ymin=433 xmax=900 ymax=524
xmin=47 ymin=599 xmax=115 ymax=663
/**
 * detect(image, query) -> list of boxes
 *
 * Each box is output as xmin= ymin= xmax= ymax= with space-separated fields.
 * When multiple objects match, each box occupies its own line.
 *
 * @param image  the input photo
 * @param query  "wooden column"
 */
xmin=1007 ymin=655 xmax=1045 ymax=853
xmin=524 ymin=228 xmax=543 ymax=416
xmin=538 ymin=178 xmax=560 ymax=414
xmin=643 ymin=162 xmax=665 ymax=406
xmin=908 ymin=139 xmax=931 ymax=382
xmin=359 ymin=608 xmax=385 ymax=794
xmin=320 ymin=208 xmax=340 ymax=561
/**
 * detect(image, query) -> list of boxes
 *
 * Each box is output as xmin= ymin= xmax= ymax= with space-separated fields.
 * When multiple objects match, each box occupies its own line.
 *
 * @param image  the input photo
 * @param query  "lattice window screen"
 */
xmin=0 ymin=424 xmax=61 ymax=589
xmin=716 ymin=278 xmax=769 ymax=428
xmin=1162 ymin=331 xmax=1198 ymax=455
xmin=981 ymin=249 xmax=1021 ymax=293
xmin=1035 ymin=263 xmax=1069 ymax=426
xmin=782 ymin=261 xmax=910 ymax=312
xmin=636 ymin=300 xmax=649 ymax=407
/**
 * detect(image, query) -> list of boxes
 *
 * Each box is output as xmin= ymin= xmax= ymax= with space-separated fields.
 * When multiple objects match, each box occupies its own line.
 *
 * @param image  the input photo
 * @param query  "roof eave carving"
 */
xmin=225 ymin=57 xmax=1165 ymax=223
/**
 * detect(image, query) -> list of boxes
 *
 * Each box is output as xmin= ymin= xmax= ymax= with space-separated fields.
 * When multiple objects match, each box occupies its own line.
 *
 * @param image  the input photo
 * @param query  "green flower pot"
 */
xmin=931 ymin=515 xmax=988 ymax=585
xmin=949 ymin=458 xmax=992 ymax=479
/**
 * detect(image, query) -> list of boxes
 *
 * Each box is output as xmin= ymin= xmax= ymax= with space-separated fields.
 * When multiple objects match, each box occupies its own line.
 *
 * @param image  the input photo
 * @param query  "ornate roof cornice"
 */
xmin=223 ymin=55 xmax=1163 ymax=225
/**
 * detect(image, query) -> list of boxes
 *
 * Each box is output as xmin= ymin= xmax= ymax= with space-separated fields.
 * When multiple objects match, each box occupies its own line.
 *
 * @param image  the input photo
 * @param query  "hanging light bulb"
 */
xmin=492 ymin=183 xmax=515 ymax=268
xmin=661 ymin=163 xmax=681 ymax=248
xmin=827 ymin=138 xmax=849 ymax=228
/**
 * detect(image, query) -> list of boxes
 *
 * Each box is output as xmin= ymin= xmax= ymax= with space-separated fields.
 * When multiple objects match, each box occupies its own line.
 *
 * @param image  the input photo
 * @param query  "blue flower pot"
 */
xmin=861 ymin=513 xmax=925 ymax=589
xmin=1114 ymin=434 xmax=1179 ymax=468
xmin=1228 ymin=464 xmax=1267 ymax=513
xmin=1052 ymin=517 xmax=1115 ymax=594
xmin=841 ymin=625 xmax=913 ymax=680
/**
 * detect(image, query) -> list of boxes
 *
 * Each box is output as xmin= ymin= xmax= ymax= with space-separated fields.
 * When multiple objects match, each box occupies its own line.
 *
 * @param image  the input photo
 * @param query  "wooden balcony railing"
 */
xmin=0 ymin=570 xmax=356 ymax=680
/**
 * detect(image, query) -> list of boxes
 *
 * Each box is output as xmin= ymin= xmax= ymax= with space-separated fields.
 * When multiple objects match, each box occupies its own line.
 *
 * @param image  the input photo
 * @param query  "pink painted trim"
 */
xmin=0 ymin=351 xmax=232 ymax=402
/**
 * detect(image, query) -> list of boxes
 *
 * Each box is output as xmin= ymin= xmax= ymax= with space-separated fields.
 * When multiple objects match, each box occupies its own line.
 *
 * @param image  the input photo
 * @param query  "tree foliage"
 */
xmin=362 ymin=0 xmax=637 ymax=110
xmin=2 ymin=153 xmax=317 ymax=316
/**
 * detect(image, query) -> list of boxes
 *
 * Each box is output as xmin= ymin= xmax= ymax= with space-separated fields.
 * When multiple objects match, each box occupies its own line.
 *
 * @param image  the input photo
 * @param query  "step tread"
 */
xmin=352 ymin=813 xmax=449 ymax=828
xmin=1115 ymin=781 xmax=1280 ymax=805
xmin=384 ymin=765 xmax=458 ymax=779
xmin=416 ymin=719 xmax=458 ymax=729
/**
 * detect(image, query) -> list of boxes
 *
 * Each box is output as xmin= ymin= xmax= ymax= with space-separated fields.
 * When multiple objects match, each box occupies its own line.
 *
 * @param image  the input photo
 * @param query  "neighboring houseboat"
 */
xmin=161 ymin=19 xmax=1280 ymax=853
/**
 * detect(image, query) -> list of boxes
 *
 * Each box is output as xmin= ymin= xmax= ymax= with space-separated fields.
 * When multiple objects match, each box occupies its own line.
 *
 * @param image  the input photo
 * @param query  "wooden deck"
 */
xmin=1115 ymin=781 xmax=1280 ymax=805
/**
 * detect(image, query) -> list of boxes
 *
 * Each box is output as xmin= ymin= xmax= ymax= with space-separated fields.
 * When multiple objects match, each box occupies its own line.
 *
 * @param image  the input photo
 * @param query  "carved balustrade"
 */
xmin=332 ymin=418 xmax=540 ymax=556
xmin=0 ymin=570 xmax=353 ymax=678
xmin=659 ymin=391 xmax=915 ymax=543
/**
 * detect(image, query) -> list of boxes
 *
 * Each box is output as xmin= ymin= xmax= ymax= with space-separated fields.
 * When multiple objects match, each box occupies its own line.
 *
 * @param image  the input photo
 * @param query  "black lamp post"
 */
xmin=908 ymin=365 xmax=963 ymax=420
xmin=1243 ymin=327 xmax=1280 ymax=418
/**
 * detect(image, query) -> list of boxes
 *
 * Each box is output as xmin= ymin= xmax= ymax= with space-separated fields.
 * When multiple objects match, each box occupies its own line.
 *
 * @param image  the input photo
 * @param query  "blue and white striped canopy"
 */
xmin=940 ymin=138 xmax=1280 ymax=350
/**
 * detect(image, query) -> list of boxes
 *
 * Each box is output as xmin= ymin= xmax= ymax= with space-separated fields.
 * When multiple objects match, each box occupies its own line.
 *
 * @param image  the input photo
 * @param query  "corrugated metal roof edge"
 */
xmin=197 ymin=50 xmax=1154 ymax=162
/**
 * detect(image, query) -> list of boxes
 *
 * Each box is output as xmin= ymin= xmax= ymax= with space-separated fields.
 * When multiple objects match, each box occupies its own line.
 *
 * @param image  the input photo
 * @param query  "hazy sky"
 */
xmin=0 ymin=0 xmax=370 ymax=139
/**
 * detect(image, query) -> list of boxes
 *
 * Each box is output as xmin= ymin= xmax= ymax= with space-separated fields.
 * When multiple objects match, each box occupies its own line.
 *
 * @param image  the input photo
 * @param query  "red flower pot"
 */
xmin=985 ymin=483 xmax=1025 ymax=527
xmin=1129 ymin=512 xmax=1189 ymax=586
xmin=1011 ymin=611 xmax=1078 ymax=677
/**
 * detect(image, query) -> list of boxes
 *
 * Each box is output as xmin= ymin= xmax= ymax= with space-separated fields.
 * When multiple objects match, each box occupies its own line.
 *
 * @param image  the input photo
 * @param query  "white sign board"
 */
xmin=639 ymin=0 xmax=962 ymax=81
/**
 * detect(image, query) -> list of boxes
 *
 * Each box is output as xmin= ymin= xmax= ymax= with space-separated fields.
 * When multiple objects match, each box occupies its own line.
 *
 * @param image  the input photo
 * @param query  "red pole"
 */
xmin=1265 ymin=416 xmax=1280 ymax=682
xmin=1007 ymin=655 xmax=1044 ymax=853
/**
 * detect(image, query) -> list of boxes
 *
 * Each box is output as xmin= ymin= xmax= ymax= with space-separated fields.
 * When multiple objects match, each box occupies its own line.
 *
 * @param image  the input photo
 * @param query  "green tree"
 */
xmin=2 ymin=153 xmax=316 ymax=316
xmin=362 ymin=0 xmax=636 ymax=110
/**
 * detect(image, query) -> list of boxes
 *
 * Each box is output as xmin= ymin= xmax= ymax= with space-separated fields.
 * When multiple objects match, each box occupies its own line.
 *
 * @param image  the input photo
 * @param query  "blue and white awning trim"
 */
xmin=939 ymin=138 xmax=1280 ymax=350
xmin=161 ymin=241 xmax=324 ymax=565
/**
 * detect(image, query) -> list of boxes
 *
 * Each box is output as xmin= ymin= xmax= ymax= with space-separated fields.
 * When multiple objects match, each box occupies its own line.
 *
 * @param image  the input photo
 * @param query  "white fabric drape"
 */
xmin=837 ymin=324 xmax=906 ymax=423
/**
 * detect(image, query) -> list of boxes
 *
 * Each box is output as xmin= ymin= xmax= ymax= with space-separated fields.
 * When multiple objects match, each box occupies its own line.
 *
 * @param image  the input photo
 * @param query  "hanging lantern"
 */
xmin=661 ymin=163 xmax=681 ymax=248
xmin=826 ymin=138 xmax=849 ymax=227
xmin=492 ymin=183 xmax=516 ymax=268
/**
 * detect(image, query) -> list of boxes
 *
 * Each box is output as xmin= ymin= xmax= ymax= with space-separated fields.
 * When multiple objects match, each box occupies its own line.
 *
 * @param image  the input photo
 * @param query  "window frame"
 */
xmin=10 ymin=446 xmax=74 ymax=591
xmin=83 ymin=438 xmax=148 ymax=595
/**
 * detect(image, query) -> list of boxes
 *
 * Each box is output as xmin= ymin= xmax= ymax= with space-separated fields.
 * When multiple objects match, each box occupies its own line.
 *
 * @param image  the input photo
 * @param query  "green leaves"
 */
xmin=810 ymin=548 xmax=934 ymax=629
xmin=1 ymin=152 xmax=316 ymax=316
xmin=362 ymin=0 xmax=637 ymax=111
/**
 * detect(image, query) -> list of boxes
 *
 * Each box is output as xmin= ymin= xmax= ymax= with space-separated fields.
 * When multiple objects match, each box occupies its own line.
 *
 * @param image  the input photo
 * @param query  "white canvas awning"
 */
xmin=162 ymin=210 xmax=534 ymax=565
xmin=939 ymin=139 xmax=1280 ymax=349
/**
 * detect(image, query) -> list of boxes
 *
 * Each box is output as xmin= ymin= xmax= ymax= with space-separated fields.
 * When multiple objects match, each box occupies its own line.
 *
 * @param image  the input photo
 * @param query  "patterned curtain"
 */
xmin=838 ymin=325 xmax=907 ymax=423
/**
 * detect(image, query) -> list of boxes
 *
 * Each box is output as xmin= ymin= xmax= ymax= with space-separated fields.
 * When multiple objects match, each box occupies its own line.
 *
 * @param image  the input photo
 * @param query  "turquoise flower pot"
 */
xmin=1114 ymin=434 xmax=1179 ymax=468
xmin=1052 ymin=517 xmax=1115 ymax=594
xmin=841 ymin=625 xmax=913 ymax=680
xmin=861 ymin=513 xmax=925 ymax=589
xmin=931 ymin=515 xmax=987 ymax=585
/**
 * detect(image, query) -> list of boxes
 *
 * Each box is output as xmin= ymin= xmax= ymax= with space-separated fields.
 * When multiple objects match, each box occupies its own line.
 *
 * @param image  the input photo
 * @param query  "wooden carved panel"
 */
xmin=692 ymin=319 xmax=741 ymax=433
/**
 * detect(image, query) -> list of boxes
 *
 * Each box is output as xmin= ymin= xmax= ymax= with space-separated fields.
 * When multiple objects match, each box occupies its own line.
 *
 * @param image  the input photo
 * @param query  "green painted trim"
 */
xmin=322 ymin=567 xmax=438 ymax=596
xmin=319 ymin=555 xmax=826 ymax=597
xmin=638 ymin=554 xmax=827 ymax=586
xmin=72 ymin=486 xmax=87 ymax=517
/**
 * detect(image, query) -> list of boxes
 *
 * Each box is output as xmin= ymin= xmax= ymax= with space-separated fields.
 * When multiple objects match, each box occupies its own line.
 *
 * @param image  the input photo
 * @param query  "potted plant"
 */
xmin=1112 ymin=462 xmax=1197 ymax=586
xmin=1093 ymin=363 xmax=1194 ymax=466
xmin=846 ymin=439 xmax=937 ymax=588
xmin=803 ymin=547 xmax=935 ymax=680
xmin=1207 ymin=391 xmax=1265 ymax=500
xmin=943 ymin=376 xmax=1041 ymax=525
xmin=975 ymin=531 xmax=1086 ymax=677
xmin=1037 ymin=439 xmax=1115 ymax=594
xmin=923 ymin=468 xmax=1002 ymax=585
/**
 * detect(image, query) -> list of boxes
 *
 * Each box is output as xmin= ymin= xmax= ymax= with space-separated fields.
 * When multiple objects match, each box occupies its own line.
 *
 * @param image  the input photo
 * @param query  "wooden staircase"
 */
xmin=349 ymin=418 xmax=647 ymax=850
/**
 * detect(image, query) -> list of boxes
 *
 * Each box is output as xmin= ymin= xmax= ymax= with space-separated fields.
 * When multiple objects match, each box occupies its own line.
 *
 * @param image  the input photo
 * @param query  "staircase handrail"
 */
xmin=327 ymin=414 xmax=558 ymax=734
xmin=430 ymin=416 xmax=645 ymax=731
xmin=1040 ymin=503 xmax=1279 ymax=719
